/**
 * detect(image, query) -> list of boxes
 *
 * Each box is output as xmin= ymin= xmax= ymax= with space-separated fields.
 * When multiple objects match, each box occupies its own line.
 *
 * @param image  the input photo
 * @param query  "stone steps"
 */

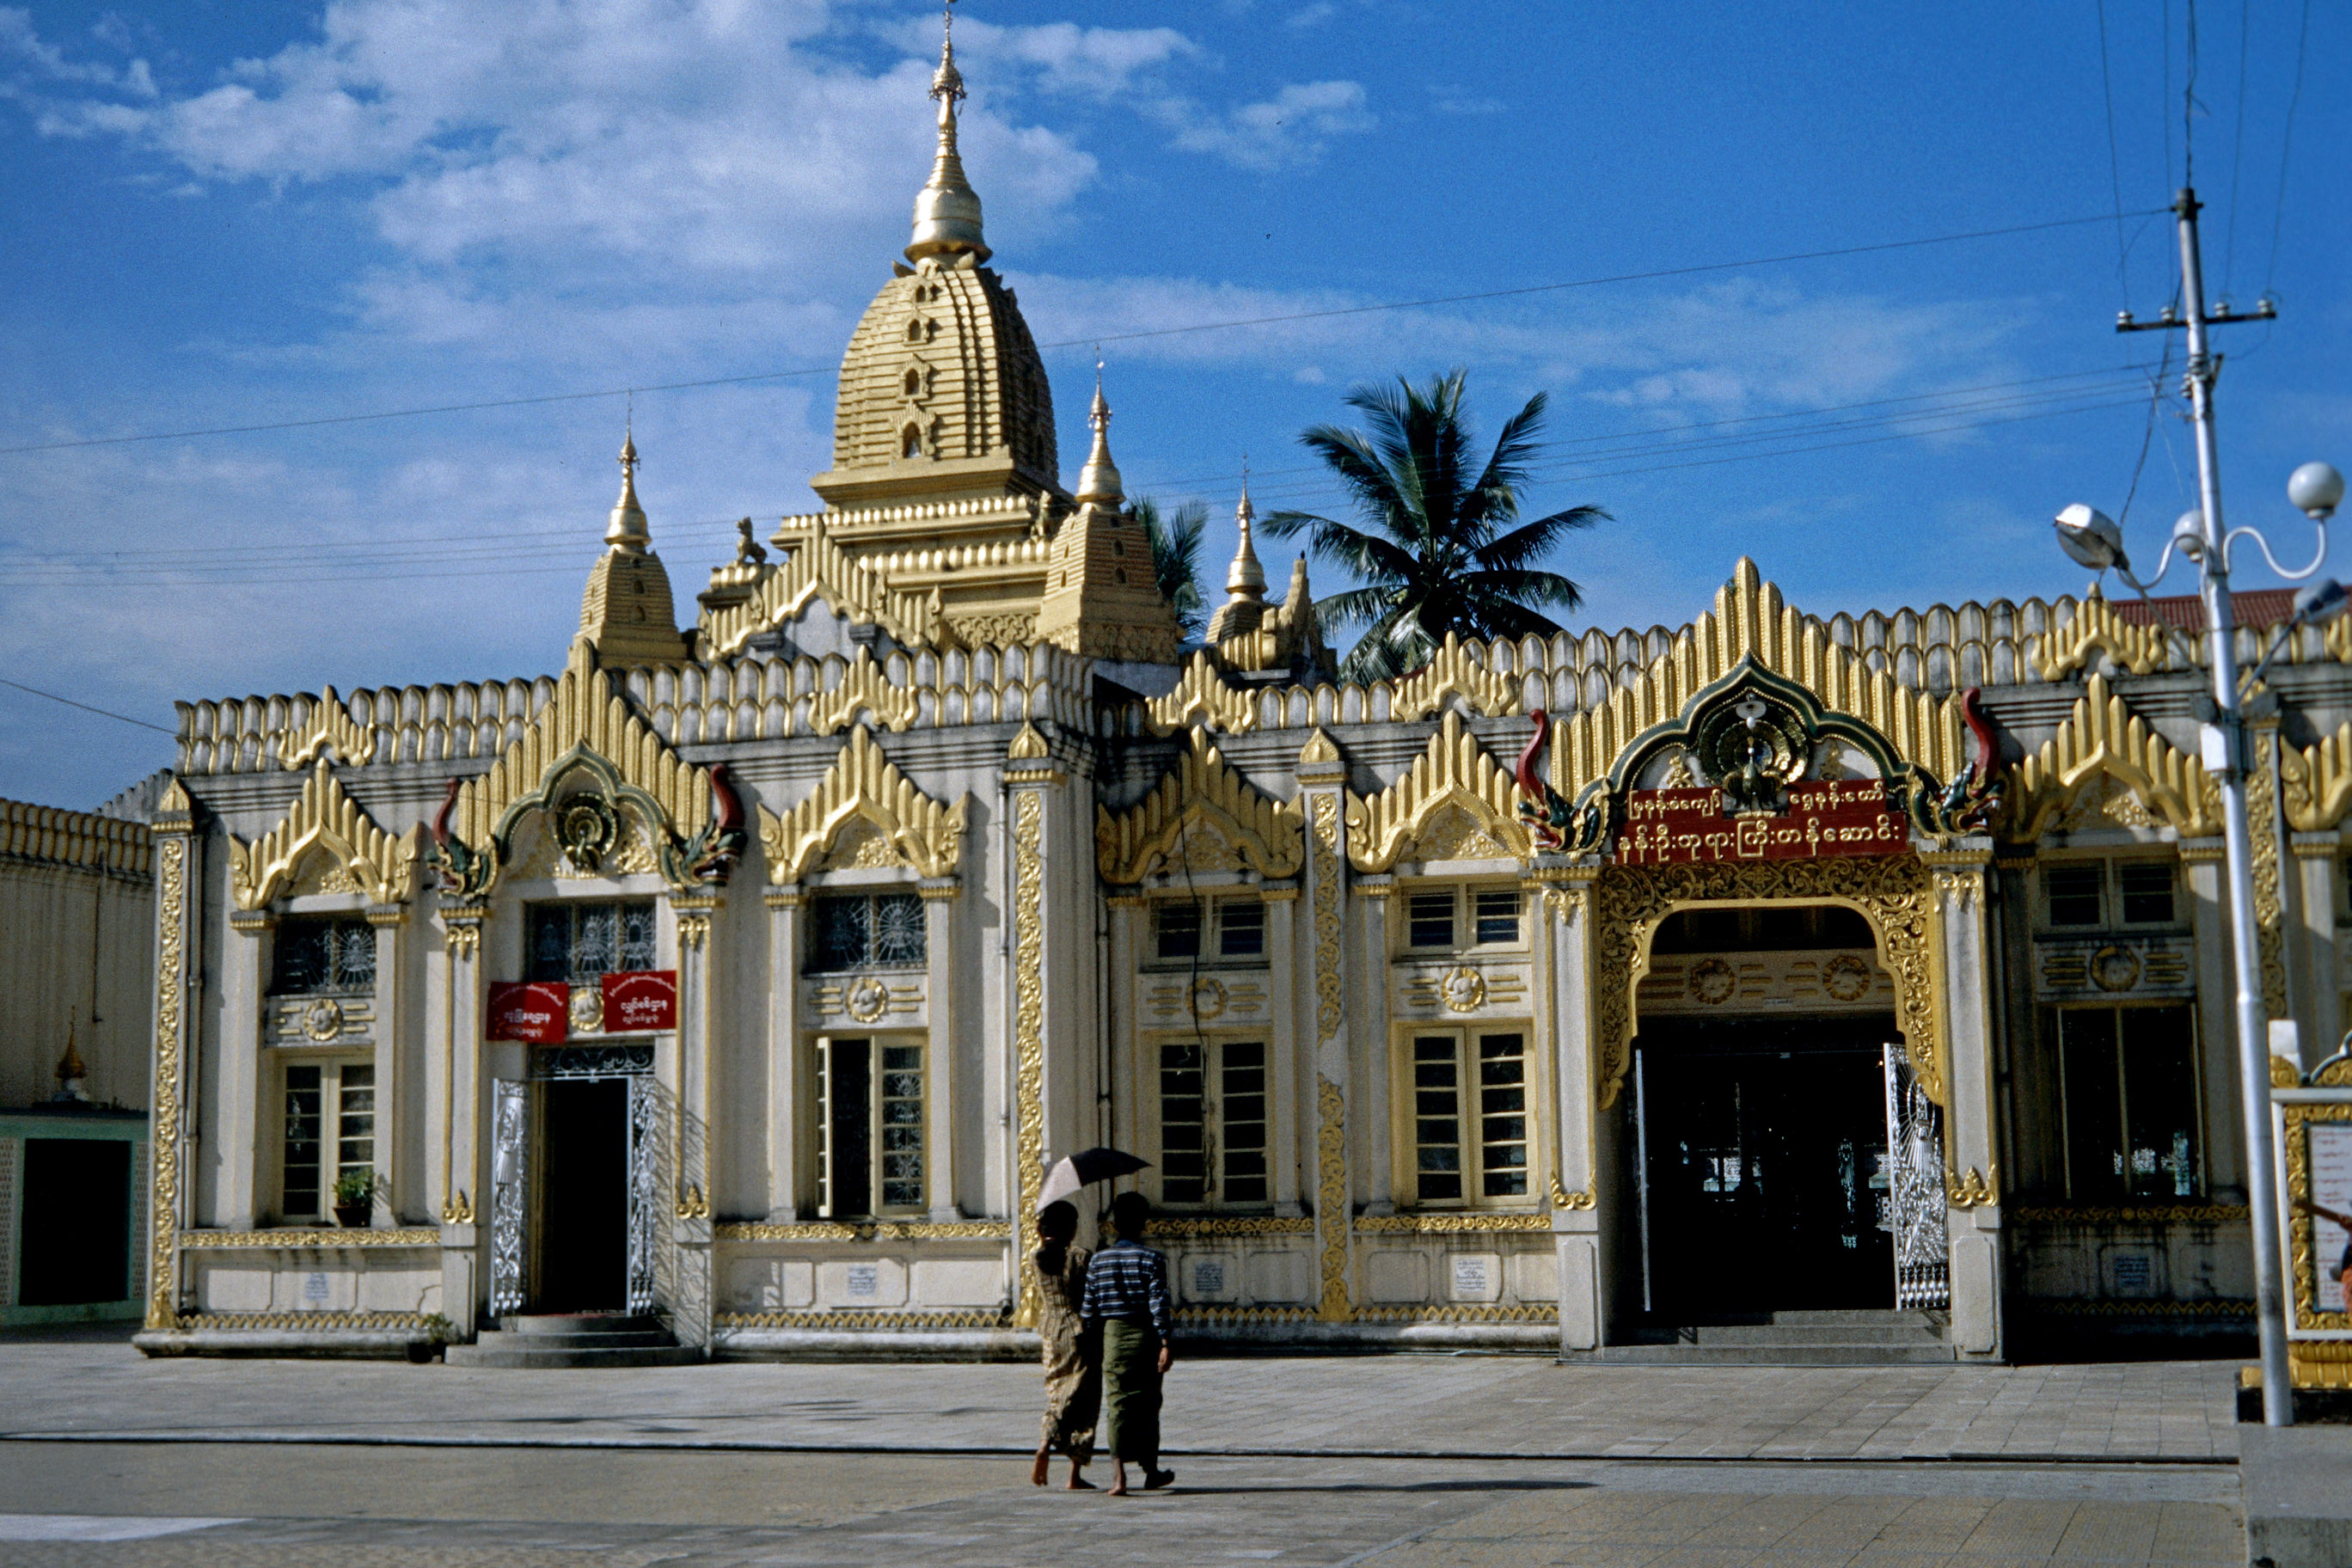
xmin=444 ymin=1313 xmax=701 ymax=1369
xmin=1590 ymin=1309 xmax=1956 ymax=1366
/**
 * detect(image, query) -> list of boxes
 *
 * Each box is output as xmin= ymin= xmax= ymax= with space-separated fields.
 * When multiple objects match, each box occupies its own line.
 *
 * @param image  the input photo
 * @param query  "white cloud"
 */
xmin=1156 ymin=79 xmax=1373 ymax=171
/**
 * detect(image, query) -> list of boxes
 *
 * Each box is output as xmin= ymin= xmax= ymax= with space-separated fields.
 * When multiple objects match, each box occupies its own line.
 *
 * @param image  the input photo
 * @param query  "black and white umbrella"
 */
xmin=1038 ymin=1147 xmax=1150 ymax=1211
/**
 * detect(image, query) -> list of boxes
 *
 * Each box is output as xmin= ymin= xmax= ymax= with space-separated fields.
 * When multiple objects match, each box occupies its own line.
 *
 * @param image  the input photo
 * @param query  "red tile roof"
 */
xmin=2107 ymin=589 xmax=2297 ymax=633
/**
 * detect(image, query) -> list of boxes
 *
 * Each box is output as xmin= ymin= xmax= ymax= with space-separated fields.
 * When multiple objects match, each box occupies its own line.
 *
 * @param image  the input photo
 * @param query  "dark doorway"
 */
xmin=1638 ymin=1015 xmax=1896 ymax=1320
xmin=20 ymin=1137 xmax=131 ymax=1306
xmin=533 ymin=1078 xmax=628 ymax=1312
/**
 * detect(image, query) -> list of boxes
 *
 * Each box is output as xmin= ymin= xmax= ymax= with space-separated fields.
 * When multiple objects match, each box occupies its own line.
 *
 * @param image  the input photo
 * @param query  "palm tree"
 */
xmin=1133 ymin=495 xmax=1210 ymax=643
xmin=1261 ymin=369 xmax=1608 ymax=684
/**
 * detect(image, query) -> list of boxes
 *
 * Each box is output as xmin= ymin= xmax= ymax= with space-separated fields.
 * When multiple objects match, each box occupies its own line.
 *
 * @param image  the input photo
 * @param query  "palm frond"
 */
xmin=1134 ymin=495 xmax=1210 ymax=641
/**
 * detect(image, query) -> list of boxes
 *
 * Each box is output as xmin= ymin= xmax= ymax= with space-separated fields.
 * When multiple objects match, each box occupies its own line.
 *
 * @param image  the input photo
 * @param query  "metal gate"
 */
xmin=488 ymin=1078 xmax=528 ymax=1315
xmin=625 ymin=1073 xmax=659 ymax=1314
xmin=1881 ymin=1043 xmax=1950 ymax=1309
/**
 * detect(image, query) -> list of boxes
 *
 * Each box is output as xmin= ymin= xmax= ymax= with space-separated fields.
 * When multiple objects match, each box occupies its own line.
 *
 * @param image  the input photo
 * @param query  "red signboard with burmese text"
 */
xmin=1615 ymin=781 xmax=1904 ymax=866
xmin=487 ymin=981 xmax=569 ymax=1042
xmin=600 ymin=970 xmax=678 ymax=1033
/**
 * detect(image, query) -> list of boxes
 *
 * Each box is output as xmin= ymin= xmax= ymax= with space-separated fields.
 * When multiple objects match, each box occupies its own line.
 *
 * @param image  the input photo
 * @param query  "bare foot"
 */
xmin=1066 ymin=1475 xmax=1097 ymax=1490
xmin=1030 ymin=1446 xmax=1050 ymax=1486
xmin=1108 ymin=1463 xmax=1130 ymax=1497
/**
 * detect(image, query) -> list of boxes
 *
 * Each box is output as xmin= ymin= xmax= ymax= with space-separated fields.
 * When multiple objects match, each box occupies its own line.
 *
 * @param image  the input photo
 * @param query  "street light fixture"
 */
xmin=2054 ymin=185 xmax=2344 ymax=1428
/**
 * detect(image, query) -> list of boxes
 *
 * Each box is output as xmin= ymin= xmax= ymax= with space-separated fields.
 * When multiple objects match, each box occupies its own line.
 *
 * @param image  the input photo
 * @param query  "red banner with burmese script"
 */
xmin=600 ymin=970 xmax=677 ymax=1033
xmin=487 ymin=981 xmax=569 ymax=1042
xmin=1614 ymin=781 xmax=1905 ymax=866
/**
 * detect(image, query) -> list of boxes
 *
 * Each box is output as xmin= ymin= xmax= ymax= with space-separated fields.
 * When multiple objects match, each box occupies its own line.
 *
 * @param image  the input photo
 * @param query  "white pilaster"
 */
xmin=1926 ymin=842 xmax=2000 ymax=1357
xmin=764 ymin=886 xmax=803 ymax=1219
xmin=921 ymin=876 xmax=961 ymax=1219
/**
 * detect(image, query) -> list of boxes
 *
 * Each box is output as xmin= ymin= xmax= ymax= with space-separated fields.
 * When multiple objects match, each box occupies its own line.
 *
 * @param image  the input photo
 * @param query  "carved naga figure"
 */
xmin=1515 ymin=709 xmax=1581 ymax=851
xmin=1923 ymin=687 xmax=2007 ymax=833
xmin=687 ymin=763 xmax=748 ymax=884
xmin=428 ymin=775 xmax=491 ymax=897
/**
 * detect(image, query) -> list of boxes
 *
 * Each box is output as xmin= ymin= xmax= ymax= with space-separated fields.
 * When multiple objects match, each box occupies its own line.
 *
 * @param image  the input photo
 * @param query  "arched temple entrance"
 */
xmin=1632 ymin=904 xmax=1902 ymax=1320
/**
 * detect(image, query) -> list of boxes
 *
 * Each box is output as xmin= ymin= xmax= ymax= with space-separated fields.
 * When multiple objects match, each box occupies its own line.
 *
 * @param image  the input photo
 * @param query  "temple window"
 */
xmin=2041 ymin=859 xmax=2180 ymax=930
xmin=809 ymin=891 xmax=926 ymax=971
xmin=903 ymin=367 xmax=921 ymax=396
xmin=271 ymin=916 xmax=376 ymax=995
xmin=901 ymin=424 xmax=922 ymax=459
xmin=1155 ymin=1038 xmax=1269 ymax=1208
xmin=1405 ymin=1029 xmax=1529 ymax=1204
xmin=1402 ymin=885 xmax=1524 ymax=952
xmin=2055 ymin=1005 xmax=2201 ymax=1198
xmin=1151 ymin=897 xmax=1262 ymax=962
xmin=905 ymin=320 xmax=922 ymax=342
xmin=527 ymin=900 xmax=657 ymax=986
xmin=279 ymin=1060 xmax=374 ymax=1222
xmin=813 ymin=1036 xmax=924 ymax=1216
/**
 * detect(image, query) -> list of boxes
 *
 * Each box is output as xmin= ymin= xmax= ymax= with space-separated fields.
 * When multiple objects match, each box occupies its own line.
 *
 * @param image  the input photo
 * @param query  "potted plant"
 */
xmin=333 ymin=1168 xmax=374 ymax=1229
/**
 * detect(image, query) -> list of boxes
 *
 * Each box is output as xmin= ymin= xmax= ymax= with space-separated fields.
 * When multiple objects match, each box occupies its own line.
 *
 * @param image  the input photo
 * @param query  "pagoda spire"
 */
xmin=906 ymin=3 xmax=989 ymax=264
xmin=1224 ymin=463 xmax=1266 ymax=599
xmin=1075 ymin=366 xmax=1123 ymax=505
xmin=605 ymin=422 xmax=649 ymax=553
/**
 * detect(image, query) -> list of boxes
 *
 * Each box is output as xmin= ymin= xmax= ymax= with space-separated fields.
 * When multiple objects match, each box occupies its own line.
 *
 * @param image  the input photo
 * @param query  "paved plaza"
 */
xmin=0 ymin=1327 xmax=2253 ymax=1565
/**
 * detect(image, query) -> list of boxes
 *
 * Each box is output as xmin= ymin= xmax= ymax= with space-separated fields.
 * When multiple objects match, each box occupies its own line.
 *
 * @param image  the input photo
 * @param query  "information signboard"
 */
xmin=487 ymin=981 xmax=569 ymax=1042
xmin=600 ymin=970 xmax=678 ymax=1034
xmin=1615 ymin=780 xmax=1905 ymax=866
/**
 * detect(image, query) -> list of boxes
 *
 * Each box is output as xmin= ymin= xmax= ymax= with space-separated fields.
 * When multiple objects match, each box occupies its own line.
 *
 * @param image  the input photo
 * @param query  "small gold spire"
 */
xmin=1075 ymin=364 xmax=1123 ymax=505
xmin=606 ymin=425 xmax=650 ymax=552
xmin=906 ymin=2 xmax=989 ymax=264
xmin=1225 ymin=461 xmax=1265 ymax=598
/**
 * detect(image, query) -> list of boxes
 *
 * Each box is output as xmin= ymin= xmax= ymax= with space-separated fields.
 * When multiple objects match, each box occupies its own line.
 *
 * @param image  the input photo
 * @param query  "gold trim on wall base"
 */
xmin=714 ymin=1309 xmax=1013 ymax=1331
xmin=713 ymin=1221 xmax=1012 ymax=1241
xmin=179 ymin=1228 xmax=440 ymax=1249
xmin=163 ymin=1311 xmax=437 ymax=1332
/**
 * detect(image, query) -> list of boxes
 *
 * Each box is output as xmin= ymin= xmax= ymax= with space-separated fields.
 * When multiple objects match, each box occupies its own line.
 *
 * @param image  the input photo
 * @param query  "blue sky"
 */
xmin=0 ymin=0 xmax=2344 ymax=806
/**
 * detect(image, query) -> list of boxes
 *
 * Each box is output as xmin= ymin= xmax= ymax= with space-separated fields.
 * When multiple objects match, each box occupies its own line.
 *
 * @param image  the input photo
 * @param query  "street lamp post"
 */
xmin=2054 ymin=186 xmax=2347 ymax=1429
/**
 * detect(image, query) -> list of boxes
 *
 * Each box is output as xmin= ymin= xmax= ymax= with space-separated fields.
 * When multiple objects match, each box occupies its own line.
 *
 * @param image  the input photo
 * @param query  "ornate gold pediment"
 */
xmin=1146 ymin=652 xmax=1259 ymax=736
xmin=437 ymin=640 xmax=723 ymax=896
xmin=274 ymin=686 xmax=378 ymax=769
xmin=2005 ymin=672 xmax=2220 ymax=840
xmin=1097 ymin=728 xmax=1305 ymax=884
xmin=759 ymin=724 xmax=965 ymax=883
xmin=2030 ymin=595 xmax=2181 ymax=680
xmin=230 ymin=760 xmax=420 ymax=910
xmin=1385 ymin=634 xmax=1521 ymax=722
xmin=1548 ymin=559 xmax=1968 ymax=801
xmin=1346 ymin=710 xmax=1530 ymax=872
xmin=804 ymin=647 xmax=921 ymax=735
xmin=2283 ymin=720 xmax=2352 ymax=832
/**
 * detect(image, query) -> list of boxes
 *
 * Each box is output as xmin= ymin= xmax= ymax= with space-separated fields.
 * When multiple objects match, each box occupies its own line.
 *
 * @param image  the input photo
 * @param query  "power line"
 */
xmin=0 ymin=209 xmax=2167 ymax=460
xmin=2095 ymin=0 xmax=2134 ymax=303
xmin=0 ymin=677 xmax=176 ymax=735
xmin=2262 ymin=0 xmax=2313 ymax=295
xmin=2221 ymin=0 xmax=2251 ymax=296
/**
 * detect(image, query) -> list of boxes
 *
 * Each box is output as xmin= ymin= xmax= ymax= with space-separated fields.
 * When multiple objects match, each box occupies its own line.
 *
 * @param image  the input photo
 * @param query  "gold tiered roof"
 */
xmin=700 ymin=19 xmax=1185 ymax=661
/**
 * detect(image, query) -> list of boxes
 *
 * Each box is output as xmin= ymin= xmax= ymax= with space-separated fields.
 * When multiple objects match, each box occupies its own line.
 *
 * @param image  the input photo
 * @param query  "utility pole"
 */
xmin=2117 ymin=187 xmax=2294 ymax=1425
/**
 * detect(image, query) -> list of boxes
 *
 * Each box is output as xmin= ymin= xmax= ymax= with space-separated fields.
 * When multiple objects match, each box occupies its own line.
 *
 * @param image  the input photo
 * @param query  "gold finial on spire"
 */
xmin=1226 ymin=456 xmax=1266 ymax=597
xmin=907 ymin=0 xmax=989 ymax=265
xmin=606 ymin=418 xmax=650 ymax=553
xmin=1075 ymin=358 xmax=1123 ymax=505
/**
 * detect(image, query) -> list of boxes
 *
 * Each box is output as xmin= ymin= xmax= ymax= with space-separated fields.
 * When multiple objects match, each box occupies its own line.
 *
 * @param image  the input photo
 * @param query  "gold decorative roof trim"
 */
xmin=699 ymin=526 xmax=947 ymax=657
xmin=1345 ymin=709 xmax=1530 ymax=873
xmin=757 ymin=724 xmax=965 ymax=884
xmin=0 ymin=797 xmax=152 ymax=877
xmin=444 ymin=640 xmax=714 ymax=891
xmin=802 ymin=647 xmax=921 ymax=734
xmin=1096 ymin=728 xmax=1305 ymax=884
xmin=230 ymin=760 xmax=420 ymax=910
xmin=1297 ymin=728 xmax=1340 ymax=766
xmin=1549 ymin=560 xmax=1966 ymax=799
xmin=2031 ymin=591 xmax=2352 ymax=681
xmin=274 ymin=685 xmax=378 ymax=769
xmin=1384 ymin=633 xmax=1521 ymax=722
xmin=1007 ymin=722 xmax=1050 ymax=759
xmin=2282 ymin=720 xmax=2352 ymax=832
xmin=2005 ymin=672 xmax=2220 ymax=841
xmin=1146 ymin=652 xmax=1261 ymax=735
